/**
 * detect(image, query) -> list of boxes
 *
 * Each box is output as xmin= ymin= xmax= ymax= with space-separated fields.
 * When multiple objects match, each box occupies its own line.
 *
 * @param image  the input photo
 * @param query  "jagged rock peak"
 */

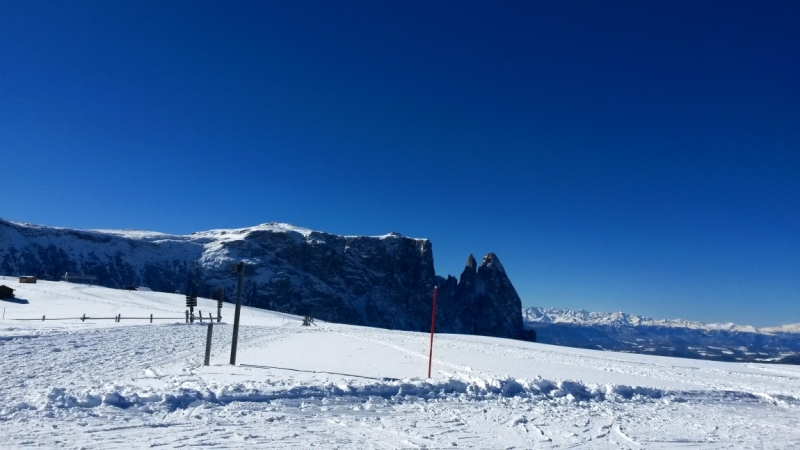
xmin=439 ymin=251 xmax=523 ymax=339
xmin=480 ymin=252 xmax=505 ymax=272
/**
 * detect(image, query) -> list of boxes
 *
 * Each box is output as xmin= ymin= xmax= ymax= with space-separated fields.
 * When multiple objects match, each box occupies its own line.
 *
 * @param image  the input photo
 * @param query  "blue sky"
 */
xmin=1 ymin=1 xmax=798 ymax=326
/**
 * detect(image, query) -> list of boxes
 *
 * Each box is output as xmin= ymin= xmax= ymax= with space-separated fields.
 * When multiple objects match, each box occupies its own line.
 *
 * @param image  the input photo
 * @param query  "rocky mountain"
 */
xmin=435 ymin=254 xmax=527 ymax=339
xmin=524 ymin=307 xmax=800 ymax=363
xmin=0 ymin=218 xmax=527 ymax=339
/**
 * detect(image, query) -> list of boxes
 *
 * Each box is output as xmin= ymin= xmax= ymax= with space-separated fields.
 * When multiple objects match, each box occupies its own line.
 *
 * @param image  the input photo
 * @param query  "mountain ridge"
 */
xmin=0 ymin=217 xmax=526 ymax=340
xmin=523 ymin=306 xmax=799 ymax=334
xmin=523 ymin=306 xmax=800 ymax=363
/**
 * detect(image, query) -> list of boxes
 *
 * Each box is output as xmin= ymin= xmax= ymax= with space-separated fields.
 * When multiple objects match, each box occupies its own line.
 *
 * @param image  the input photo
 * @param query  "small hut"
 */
xmin=0 ymin=285 xmax=14 ymax=299
xmin=19 ymin=276 xmax=37 ymax=284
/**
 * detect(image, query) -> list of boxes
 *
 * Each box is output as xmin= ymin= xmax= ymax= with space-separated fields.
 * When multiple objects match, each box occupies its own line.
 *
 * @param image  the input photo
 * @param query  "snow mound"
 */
xmin=30 ymin=375 xmax=671 ymax=413
xmin=30 ymin=372 xmax=800 ymax=418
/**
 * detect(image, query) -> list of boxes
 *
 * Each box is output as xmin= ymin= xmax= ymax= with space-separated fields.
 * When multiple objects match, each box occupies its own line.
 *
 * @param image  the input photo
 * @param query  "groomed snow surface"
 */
xmin=1 ymin=277 xmax=799 ymax=448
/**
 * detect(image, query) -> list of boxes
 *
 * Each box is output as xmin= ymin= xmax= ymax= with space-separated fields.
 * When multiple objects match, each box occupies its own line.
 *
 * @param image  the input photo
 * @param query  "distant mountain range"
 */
xmin=524 ymin=307 xmax=800 ymax=363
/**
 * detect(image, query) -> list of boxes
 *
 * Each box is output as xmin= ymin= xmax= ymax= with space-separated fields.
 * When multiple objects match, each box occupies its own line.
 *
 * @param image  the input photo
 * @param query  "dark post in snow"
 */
xmin=229 ymin=262 xmax=245 ymax=365
xmin=217 ymin=287 xmax=223 ymax=323
xmin=186 ymin=294 xmax=197 ymax=323
xmin=204 ymin=322 xmax=214 ymax=366
xmin=427 ymin=286 xmax=439 ymax=379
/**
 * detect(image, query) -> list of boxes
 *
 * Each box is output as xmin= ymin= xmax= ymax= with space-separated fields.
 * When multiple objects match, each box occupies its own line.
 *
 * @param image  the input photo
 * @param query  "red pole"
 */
xmin=427 ymin=286 xmax=438 ymax=379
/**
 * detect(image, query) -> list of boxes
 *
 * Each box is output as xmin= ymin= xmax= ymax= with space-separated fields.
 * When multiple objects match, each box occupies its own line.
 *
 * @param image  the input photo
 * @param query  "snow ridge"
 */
xmin=26 ymin=372 xmax=800 ymax=419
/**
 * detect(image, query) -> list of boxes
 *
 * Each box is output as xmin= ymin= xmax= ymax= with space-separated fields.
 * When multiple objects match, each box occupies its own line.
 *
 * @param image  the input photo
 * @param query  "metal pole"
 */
xmin=230 ymin=262 xmax=245 ymax=365
xmin=427 ymin=286 xmax=438 ymax=379
xmin=204 ymin=322 xmax=214 ymax=366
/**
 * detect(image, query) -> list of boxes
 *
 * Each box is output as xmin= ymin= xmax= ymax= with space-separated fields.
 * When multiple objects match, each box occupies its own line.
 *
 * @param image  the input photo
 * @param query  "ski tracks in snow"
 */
xmin=2 ymin=323 xmax=800 ymax=447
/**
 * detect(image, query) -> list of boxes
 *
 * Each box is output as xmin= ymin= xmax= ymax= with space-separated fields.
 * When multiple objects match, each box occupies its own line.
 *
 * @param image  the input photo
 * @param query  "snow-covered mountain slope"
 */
xmin=0 ymin=218 xmax=524 ymax=339
xmin=523 ymin=306 xmax=783 ymax=333
xmin=763 ymin=323 xmax=800 ymax=334
xmin=2 ymin=279 xmax=799 ymax=447
xmin=524 ymin=307 xmax=800 ymax=363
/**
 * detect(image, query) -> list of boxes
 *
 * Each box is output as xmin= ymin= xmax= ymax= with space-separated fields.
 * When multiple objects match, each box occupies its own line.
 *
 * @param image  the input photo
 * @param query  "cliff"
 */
xmin=0 ymin=218 xmax=526 ymax=339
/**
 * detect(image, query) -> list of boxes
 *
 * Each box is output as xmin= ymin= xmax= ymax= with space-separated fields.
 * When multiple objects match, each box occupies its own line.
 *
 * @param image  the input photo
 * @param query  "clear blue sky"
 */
xmin=1 ymin=1 xmax=798 ymax=326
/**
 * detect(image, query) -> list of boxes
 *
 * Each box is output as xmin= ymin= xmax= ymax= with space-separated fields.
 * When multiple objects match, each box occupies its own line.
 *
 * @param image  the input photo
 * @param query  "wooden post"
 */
xmin=427 ymin=286 xmax=439 ymax=379
xmin=199 ymin=310 xmax=203 ymax=322
xmin=230 ymin=262 xmax=245 ymax=365
xmin=81 ymin=313 xmax=85 ymax=322
xmin=150 ymin=313 xmax=153 ymax=323
xmin=204 ymin=323 xmax=213 ymax=366
xmin=42 ymin=315 xmax=45 ymax=321
xmin=185 ymin=310 xmax=189 ymax=323
xmin=217 ymin=287 xmax=223 ymax=322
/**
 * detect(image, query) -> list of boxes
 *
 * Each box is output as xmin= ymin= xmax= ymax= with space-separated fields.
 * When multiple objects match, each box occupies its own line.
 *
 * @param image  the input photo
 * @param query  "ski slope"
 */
xmin=1 ymin=277 xmax=799 ymax=448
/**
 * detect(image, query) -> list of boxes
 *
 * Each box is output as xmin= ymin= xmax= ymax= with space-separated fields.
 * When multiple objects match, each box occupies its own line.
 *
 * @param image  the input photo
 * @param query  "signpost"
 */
xmin=186 ymin=294 xmax=197 ymax=323
xmin=229 ymin=262 xmax=245 ymax=365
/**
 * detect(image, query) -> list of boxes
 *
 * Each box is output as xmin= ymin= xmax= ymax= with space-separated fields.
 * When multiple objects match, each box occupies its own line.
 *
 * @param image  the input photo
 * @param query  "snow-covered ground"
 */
xmin=2 ymin=277 xmax=799 ymax=448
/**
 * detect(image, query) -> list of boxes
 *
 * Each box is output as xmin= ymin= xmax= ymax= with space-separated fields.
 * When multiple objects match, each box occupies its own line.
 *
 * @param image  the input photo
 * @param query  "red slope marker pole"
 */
xmin=427 ymin=286 xmax=438 ymax=379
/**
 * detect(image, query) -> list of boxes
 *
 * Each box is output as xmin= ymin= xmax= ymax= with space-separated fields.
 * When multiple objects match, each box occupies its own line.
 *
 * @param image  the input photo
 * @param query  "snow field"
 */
xmin=1 ymin=279 xmax=800 ymax=447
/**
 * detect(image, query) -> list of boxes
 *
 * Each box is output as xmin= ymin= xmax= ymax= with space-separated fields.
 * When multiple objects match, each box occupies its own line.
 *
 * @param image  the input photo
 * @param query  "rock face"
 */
xmin=0 ymin=218 xmax=526 ymax=339
xmin=435 ymin=254 xmax=526 ymax=339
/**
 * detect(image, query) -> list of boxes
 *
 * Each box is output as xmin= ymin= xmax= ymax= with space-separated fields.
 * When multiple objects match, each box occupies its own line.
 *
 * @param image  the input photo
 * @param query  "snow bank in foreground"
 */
xmin=25 ymin=376 xmax=661 ymax=415
xmin=21 ymin=372 xmax=796 ymax=418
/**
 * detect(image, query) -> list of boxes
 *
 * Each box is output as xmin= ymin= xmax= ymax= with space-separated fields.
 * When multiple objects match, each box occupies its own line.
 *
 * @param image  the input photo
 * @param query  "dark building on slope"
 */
xmin=0 ymin=285 xmax=15 ymax=299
